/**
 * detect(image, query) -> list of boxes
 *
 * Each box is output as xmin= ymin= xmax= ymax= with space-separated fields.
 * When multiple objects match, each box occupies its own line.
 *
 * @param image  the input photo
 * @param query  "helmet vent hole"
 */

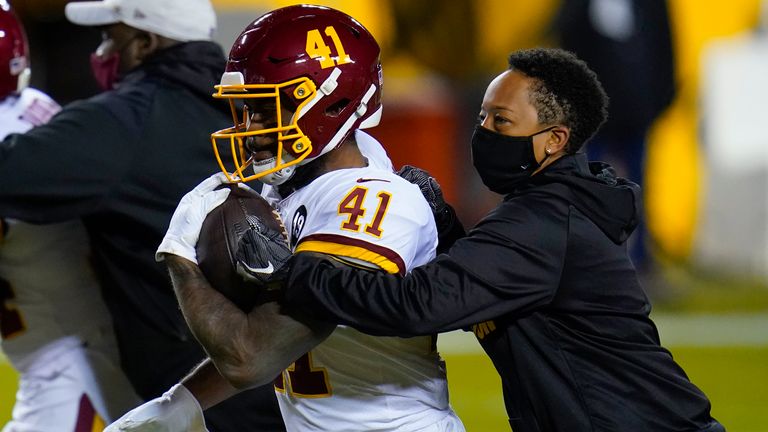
xmin=325 ymin=98 xmax=350 ymax=117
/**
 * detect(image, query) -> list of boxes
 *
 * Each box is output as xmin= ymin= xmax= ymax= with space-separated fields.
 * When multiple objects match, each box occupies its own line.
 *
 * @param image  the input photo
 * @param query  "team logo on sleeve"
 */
xmin=290 ymin=205 xmax=308 ymax=249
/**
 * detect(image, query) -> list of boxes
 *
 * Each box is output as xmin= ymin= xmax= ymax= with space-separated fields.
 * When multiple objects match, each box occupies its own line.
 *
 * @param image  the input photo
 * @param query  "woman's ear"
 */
xmin=548 ymin=126 xmax=571 ymax=154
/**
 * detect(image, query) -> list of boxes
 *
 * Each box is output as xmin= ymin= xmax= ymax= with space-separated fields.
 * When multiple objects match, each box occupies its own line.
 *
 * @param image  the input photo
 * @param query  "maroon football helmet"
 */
xmin=211 ymin=4 xmax=383 ymax=184
xmin=0 ymin=1 xmax=29 ymax=100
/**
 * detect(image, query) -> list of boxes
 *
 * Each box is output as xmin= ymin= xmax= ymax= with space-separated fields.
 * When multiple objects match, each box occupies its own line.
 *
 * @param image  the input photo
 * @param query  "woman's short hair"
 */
xmin=508 ymin=48 xmax=609 ymax=153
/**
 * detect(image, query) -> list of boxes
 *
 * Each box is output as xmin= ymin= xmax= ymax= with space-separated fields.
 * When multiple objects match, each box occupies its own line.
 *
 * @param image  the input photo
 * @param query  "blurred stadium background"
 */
xmin=2 ymin=0 xmax=768 ymax=430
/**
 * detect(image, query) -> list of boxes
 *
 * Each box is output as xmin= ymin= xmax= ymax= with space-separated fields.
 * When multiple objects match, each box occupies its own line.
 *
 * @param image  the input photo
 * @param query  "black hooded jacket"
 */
xmin=0 ymin=42 xmax=284 ymax=430
xmin=283 ymin=153 xmax=723 ymax=432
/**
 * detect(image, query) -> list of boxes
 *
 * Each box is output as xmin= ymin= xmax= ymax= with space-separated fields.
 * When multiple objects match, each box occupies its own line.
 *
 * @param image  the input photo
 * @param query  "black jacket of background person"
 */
xmin=553 ymin=0 xmax=675 ymax=140
xmin=0 ymin=42 xmax=284 ymax=431
xmin=283 ymin=154 xmax=724 ymax=432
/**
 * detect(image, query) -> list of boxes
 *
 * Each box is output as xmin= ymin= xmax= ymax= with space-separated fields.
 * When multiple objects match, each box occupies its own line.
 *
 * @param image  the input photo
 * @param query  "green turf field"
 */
xmin=441 ymin=346 xmax=768 ymax=431
xmin=2 ymin=321 xmax=766 ymax=430
xmin=2 ymin=344 xmax=767 ymax=430
xmin=0 ymin=360 xmax=18 ymax=421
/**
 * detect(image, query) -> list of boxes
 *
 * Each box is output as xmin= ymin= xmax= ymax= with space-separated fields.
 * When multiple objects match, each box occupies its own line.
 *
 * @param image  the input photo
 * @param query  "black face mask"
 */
xmin=471 ymin=125 xmax=555 ymax=194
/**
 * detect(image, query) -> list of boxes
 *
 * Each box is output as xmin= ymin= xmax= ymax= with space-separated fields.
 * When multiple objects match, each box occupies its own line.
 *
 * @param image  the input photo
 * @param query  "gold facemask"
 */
xmin=211 ymin=76 xmax=317 ymax=183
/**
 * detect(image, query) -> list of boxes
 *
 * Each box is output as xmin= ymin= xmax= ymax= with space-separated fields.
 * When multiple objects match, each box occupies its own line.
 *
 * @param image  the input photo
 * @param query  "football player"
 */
xmin=0 ymin=2 xmax=139 ymax=431
xmin=105 ymin=5 xmax=464 ymax=432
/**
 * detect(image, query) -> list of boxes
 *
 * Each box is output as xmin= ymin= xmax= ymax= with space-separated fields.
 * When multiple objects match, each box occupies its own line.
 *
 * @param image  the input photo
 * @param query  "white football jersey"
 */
xmin=272 ymin=134 xmax=463 ymax=431
xmin=355 ymin=129 xmax=394 ymax=172
xmin=0 ymin=88 xmax=140 ymax=427
xmin=0 ymin=87 xmax=60 ymax=138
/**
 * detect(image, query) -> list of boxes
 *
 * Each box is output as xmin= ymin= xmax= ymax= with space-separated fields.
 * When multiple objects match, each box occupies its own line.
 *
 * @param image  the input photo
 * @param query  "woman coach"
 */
xmin=278 ymin=48 xmax=724 ymax=432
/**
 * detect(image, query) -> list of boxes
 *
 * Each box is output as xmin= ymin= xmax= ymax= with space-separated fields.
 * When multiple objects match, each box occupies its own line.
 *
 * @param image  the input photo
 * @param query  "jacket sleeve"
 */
xmin=282 ymin=199 xmax=568 ymax=336
xmin=0 ymin=100 xmax=134 ymax=223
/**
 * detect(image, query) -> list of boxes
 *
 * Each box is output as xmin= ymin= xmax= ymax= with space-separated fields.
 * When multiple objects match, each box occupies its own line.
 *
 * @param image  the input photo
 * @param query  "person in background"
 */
xmin=275 ymin=48 xmax=723 ymax=432
xmin=0 ymin=2 xmax=139 ymax=430
xmin=552 ymin=0 xmax=676 ymax=272
xmin=0 ymin=0 xmax=282 ymax=430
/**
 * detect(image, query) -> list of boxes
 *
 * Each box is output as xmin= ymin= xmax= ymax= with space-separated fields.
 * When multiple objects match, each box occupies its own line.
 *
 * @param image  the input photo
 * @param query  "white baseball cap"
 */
xmin=65 ymin=0 xmax=217 ymax=42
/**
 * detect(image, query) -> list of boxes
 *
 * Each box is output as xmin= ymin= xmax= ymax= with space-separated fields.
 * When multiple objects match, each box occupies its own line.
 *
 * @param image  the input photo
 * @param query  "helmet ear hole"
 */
xmin=325 ymin=98 xmax=350 ymax=117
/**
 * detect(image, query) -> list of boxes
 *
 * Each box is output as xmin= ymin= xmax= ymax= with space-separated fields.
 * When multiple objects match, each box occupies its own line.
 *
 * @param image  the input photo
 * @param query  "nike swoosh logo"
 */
xmin=356 ymin=178 xmax=390 ymax=183
xmin=239 ymin=261 xmax=274 ymax=274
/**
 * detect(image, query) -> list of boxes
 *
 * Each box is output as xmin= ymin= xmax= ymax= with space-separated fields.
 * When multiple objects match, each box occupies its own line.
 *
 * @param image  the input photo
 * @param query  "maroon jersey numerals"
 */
xmin=274 ymin=352 xmax=331 ymax=398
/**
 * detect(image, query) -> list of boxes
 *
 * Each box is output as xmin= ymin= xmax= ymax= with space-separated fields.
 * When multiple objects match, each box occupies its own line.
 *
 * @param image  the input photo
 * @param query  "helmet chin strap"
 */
xmin=253 ymin=155 xmax=296 ymax=185
xmin=17 ymin=68 xmax=30 ymax=93
xmin=261 ymin=167 xmax=295 ymax=185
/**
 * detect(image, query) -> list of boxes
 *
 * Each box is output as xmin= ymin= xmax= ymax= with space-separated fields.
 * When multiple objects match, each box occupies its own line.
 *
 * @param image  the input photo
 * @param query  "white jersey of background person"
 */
xmin=265 ymin=130 xmax=464 ymax=431
xmin=0 ymin=87 xmax=139 ymax=431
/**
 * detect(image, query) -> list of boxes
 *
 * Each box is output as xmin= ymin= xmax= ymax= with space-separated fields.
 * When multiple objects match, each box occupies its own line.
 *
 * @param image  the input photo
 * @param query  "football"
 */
xmin=196 ymin=184 xmax=288 ymax=311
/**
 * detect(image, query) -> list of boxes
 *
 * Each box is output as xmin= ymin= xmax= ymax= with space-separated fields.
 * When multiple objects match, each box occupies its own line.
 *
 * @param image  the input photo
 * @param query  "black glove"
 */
xmin=397 ymin=165 xmax=465 ymax=254
xmin=235 ymin=219 xmax=292 ymax=289
xmin=397 ymin=165 xmax=448 ymax=220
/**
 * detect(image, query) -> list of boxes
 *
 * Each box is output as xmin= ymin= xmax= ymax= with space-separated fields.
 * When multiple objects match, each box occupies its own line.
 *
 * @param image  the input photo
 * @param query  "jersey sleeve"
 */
xmin=294 ymin=172 xmax=437 ymax=275
xmin=0 ymin=88 xmax=61 ymax=139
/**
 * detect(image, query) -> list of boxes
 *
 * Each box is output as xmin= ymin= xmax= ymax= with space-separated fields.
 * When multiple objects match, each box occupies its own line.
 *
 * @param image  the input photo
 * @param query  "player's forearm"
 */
xmin=180 ymin=359 xmax=242 ymax=410
xmin=164 ymin=255 xmax=263 ymax=387
xmin=165 ymin=255 xmax=332 ymax=389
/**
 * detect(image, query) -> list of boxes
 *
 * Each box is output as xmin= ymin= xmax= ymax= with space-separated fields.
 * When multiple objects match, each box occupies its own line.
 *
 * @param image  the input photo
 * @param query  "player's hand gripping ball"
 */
xmin=196 ymin=184 xmax=290 ymax=311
